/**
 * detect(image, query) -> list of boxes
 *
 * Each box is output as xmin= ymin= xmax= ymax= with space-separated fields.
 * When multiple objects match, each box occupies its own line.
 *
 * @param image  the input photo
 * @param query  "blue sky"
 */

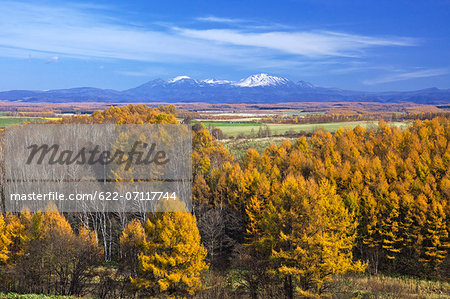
xmin=0 ymin=0 xmax=449 ymax=92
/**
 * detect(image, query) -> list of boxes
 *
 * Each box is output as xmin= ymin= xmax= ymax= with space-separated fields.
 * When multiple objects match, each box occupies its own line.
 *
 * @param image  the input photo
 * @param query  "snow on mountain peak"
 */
xmin=168 ymin=76 xmax=193 ymax=83
xmin=164 ymin=73 xmax=313 ymax=88
xmin=202 ymin=78 xmax=232 ymax=85
xmin=234 ymin=73 xmax=291 ymax=87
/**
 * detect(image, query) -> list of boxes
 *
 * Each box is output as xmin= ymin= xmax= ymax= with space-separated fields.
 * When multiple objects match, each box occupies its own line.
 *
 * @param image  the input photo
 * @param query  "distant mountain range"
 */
xmin=1 ymin=73 xmax=449 ymax=104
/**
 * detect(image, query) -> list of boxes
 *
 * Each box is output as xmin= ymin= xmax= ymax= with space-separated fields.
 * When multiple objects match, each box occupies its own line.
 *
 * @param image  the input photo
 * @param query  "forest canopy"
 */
xmin=0 ymin=104 xmax=448 ymax=298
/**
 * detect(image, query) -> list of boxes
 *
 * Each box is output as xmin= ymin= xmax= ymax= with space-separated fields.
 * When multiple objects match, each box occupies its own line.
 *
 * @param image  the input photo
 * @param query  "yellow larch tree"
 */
xmin=120 ymin=218 xmax=146 ymax=277
xmin=250 ymin=176 xmax=364 ymax=298
xmin=0 ymin=214 xmax=12 ymax=264
xmin=3 ymin=213 xmax=29 ymax=263
xmin=132 ymin=200 xmax=208 ymax=297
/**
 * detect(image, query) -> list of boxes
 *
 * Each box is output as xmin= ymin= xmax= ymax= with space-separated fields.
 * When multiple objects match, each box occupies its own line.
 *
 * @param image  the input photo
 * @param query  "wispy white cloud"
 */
xmin=116 ymin=70 xmax=152 ymax=77
xmin=0 ymin=2 xmax=250 ymax=63
xmin=45 ymin=55 xmax=59 ymax=64
xmin=116 ymin=66 xmax=176 ymax=78
xmin=195 ymin=16 xmax=246 ymax=24
xmin=175 ymin=28 xmax=417 ymax=57
xmin=0 ymin=1 xmax=418 ymax=67
xmin=195 ymin=15 xmax=292 ymax=30
xmin=329 ymin=64 xmax=400 ymax=74
xmin=363 ymin=68 xmax=448 ymax=85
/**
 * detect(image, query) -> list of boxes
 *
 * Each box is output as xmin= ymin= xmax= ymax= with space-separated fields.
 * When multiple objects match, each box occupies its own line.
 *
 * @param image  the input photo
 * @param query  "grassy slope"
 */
xmin=203 ymin=272 xmax=450 ymax=298
xmin=202 ymin=120 xmax=409 ymax=138
xmin=221 ymin=120 xmax=411 ymax=159
xmin=0 ymin=117 xmax=60 ymax=128
xmin=331 ymin=274 xmax=450 ymax=299
xmin=223 ymin=137 xmax=298 ymax=160
xmin=3 ymin=274 xmax=449 ymax=298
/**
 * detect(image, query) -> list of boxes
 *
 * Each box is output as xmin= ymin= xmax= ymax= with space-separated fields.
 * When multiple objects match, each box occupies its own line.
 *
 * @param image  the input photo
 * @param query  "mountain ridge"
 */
xmin=1 ymin=73 xmax=449 ymax=104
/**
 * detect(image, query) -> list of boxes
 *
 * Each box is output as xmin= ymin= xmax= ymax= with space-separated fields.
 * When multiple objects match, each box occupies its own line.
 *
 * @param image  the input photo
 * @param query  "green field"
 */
xmin=223 ymin=137 xmax=297 ymax=160
xmin=201 ymin=120 xmax=409 ymax=138
xmin=0 ymin=117 xmax=59 ymax=128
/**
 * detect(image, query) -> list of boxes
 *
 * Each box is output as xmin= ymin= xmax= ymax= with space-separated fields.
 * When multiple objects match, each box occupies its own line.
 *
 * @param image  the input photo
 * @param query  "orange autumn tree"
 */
xmin=120 ymin=218 xmax=146 ymax=277
xmin=248 ymin=175 xmax=365 ymax=298
xmin=57 ymin=104 xmax=178 ymax=125
xmin=0 ymin=215 xmax=11 ymax=264
xmin=132 ymin=201 xmax=208 ymax=297
xmin=3 ymin=213 xmax=30 ymax=264
xmin=1 ymin=205 xmax=102 ymax=295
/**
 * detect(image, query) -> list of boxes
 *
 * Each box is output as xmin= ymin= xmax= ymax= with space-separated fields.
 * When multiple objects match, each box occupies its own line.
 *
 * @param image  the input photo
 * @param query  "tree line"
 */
xmin=260 ymin=111 xmax=450 ymax=124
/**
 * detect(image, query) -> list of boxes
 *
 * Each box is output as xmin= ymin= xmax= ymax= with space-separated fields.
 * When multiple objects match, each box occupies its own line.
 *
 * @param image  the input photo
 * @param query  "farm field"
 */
xmin=0 ymin=116 xmax=60 ymax=128
xmin=223 ymin=137 xmax=298 ymax=160
xmin=201 ymin=120 xmax=410 ymax=138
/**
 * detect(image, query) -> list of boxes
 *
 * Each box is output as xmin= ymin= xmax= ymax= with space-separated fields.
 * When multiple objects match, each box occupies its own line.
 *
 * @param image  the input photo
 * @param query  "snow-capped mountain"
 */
xmin=163 ymin=73 xmax=293 ymax=87
xmin=233 ymin=73 xmax=292 ymax=87
xmin=201 ymin=78 xmax=232 ymax=85
xmin=168 ymin=76 xmax=194 ymax=83
xmin=0 ymin=73 xmax=449 ymax=104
